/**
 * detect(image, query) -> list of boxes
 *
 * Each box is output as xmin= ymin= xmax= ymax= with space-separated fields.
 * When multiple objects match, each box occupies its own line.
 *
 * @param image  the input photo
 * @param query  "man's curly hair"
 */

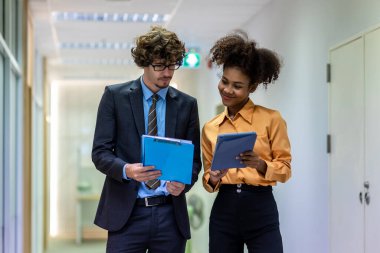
xmin=210 ymin=31 xmax=281 ymax=90
xmin=131 ymin=26 xmax=186 ymax=67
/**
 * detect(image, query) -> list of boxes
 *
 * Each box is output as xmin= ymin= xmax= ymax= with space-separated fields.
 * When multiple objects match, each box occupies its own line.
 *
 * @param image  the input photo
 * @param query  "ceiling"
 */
xmin=29 ymin=0 xmax=272 ymax=69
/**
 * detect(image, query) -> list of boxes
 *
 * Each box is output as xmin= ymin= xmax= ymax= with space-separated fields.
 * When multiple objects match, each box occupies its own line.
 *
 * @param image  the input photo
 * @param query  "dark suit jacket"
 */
xmin=91 ymin=78 xmax=201 ymax=239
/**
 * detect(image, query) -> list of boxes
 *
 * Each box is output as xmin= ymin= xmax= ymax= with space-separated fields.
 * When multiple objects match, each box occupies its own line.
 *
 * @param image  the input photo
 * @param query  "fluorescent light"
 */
xmin=62 ymin=58 xmax=134 ymax=65
xmin=59 ymin=41 xmax=134 ymax=50
xmin=142 ymin=14 xmax=148 ymax=22
xmin=52 ymin=11 xmax=169 ymax=23
xmin=132 ymin=13 xmax=139 ymax=22
xmin=152 ymin=14 xmax=159 ymax=22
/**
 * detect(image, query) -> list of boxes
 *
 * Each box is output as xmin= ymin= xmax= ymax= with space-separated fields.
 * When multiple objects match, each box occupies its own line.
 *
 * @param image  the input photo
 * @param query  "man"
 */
xmin=92 ymin=26 xmax=201 ymax=253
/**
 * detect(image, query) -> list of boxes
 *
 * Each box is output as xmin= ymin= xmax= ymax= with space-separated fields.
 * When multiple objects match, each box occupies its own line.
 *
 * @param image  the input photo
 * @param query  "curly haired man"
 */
xmin=92 ymin=26 xmax=201 ymax=253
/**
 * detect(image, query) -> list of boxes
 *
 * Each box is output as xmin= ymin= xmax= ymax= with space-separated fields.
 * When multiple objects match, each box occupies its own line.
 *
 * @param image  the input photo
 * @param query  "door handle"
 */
xmin=364 ymin=192 xmax=370 ymax=205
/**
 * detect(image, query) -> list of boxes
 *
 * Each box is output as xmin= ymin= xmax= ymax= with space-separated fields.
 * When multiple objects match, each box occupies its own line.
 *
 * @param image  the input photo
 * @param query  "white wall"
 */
xmin=235 ymin=0 xmax=380 ymax=252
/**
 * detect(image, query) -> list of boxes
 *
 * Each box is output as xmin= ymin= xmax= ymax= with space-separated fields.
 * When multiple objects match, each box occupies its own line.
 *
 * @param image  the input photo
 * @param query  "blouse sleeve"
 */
xmin=201 ymin=126 xmax=222 ymax=192
xmin=263 ymin=111 xmax=292 ymax=183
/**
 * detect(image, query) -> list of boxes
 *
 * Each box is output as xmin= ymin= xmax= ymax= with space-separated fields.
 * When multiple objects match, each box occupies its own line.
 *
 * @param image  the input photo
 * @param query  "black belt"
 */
xmin=135 ymin=195 xmax=172 ymax=207
xmin=220 ymin=184 xmax=272 ymax=193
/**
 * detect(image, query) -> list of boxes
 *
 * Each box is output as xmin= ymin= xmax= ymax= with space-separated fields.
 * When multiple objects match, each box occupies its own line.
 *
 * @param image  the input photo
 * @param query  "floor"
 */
xmin=45 ymin=239 xmax=106 ymax=253
xmin=45 ymin=238 xmax=194 ymax=253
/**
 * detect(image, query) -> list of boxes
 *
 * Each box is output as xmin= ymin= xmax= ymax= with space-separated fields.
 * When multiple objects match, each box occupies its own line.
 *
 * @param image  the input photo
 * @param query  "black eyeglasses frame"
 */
xmin=150 ymin=62 xmax=181 ymax=71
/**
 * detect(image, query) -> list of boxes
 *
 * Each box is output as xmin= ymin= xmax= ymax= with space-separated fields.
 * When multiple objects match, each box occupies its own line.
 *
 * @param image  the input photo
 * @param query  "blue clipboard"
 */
xmin=211 ymin=132 xmax=257 ymax=170
xmin=141 ymin=135 xmax=194 ymax=184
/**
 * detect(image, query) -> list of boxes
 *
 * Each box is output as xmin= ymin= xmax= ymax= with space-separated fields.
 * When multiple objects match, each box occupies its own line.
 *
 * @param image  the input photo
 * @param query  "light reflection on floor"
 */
xmin=45 ymin=239 xmax=106 ymax=253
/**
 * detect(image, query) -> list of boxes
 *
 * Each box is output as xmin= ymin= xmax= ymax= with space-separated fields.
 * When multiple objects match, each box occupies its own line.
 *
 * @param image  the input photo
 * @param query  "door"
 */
xmin=364 ymin=27 xmax=380 ymax=253
xmin=329 ymin=37 xmax=365 ymax=253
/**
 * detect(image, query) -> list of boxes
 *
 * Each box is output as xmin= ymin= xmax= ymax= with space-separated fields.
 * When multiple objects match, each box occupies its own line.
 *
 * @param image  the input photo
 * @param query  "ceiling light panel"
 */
xmin=59 ymin=41 xmax=134 ymax=50
xmin=52 ymin=12 xmax=170 ymax=23
xmin=62 ymin=58 xmax=134 ymax=65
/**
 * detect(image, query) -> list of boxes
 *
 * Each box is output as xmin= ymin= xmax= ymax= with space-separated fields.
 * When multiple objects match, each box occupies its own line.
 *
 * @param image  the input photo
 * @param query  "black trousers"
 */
xmin=106 ymin=203 xmax=185 ymax=253
xmin=209 ymin=185 xmax=283 ymax=253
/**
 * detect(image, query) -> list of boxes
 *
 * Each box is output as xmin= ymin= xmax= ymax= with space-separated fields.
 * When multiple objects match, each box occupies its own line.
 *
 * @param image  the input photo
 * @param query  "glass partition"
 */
xmin=0 ymin=0 xmax=3 ymax=35
xmin=0 ymin=51 xmax=4 ymax=253
xmin=1 ymin=0 xmax=23 ymax=252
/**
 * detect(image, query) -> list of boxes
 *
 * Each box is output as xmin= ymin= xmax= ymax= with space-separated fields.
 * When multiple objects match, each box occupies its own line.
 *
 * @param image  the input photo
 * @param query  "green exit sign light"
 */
xmin=183 ymin=51 xmax=200 ymax=68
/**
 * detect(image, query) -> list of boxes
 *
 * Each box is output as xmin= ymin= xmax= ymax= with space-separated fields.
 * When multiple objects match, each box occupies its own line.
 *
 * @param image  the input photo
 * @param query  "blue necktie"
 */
xmin=145 ymin=94 xmax=160 ymax=190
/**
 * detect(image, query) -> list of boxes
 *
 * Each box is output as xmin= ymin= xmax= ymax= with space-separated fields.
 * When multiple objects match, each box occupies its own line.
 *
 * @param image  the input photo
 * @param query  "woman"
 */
xmin=202 ymin=32 xmax=291 ymax=253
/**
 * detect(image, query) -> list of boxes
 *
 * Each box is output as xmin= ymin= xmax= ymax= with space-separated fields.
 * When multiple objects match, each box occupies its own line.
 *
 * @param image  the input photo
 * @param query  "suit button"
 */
xmin=237 ymin=183 xmax=242 ymax=188
xmin=236 ymin=189 xmax=241 ymax=193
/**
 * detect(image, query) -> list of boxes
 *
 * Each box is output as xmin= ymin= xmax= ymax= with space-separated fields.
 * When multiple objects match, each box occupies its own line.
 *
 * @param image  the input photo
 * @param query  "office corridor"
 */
xmin=2 ymin=0 xmax=380 ymax=253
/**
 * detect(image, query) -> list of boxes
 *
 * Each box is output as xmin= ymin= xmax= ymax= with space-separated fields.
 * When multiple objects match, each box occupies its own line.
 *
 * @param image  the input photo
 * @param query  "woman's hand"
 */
xmin=209 ymin=169 xmax=228 ymax=187
xmin=237 ymin=151 xmax=268 ymax=175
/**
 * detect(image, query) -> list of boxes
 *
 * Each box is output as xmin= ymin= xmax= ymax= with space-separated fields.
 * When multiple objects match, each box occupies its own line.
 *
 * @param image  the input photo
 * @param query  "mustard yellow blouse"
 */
xmin=202 ymin=99 xmax=292 ymax=192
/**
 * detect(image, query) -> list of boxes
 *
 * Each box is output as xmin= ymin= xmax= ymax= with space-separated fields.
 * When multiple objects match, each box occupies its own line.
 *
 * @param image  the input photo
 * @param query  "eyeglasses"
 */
xmin=150 ymin=62 xmax=181 ymax=71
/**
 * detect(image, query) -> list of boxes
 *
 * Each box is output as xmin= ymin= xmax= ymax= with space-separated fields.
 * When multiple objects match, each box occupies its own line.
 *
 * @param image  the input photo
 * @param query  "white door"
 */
xmin=364 ymin=27 xmax=380 ymax=253
xmin=329 ymin=37 xmax=365 ymax=253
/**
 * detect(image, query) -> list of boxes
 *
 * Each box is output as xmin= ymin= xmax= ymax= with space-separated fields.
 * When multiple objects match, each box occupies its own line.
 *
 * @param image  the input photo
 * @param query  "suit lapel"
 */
xmin=129 ymin=79 xmax=145 ymax=137
xmin=165 ymin=87 xmax=178 ymax=138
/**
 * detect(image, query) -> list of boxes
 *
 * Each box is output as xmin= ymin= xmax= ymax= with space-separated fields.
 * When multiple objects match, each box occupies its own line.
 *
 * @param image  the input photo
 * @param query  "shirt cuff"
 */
xmin=264 ymin=161 xmax=276 ymax=181
xmin=203 ymin=174 xmax=222 ymax=193
xmin=122 ymin=163 xmax=130 ymax=180
xmin=162 ymin=181 xmax=170 ymax=196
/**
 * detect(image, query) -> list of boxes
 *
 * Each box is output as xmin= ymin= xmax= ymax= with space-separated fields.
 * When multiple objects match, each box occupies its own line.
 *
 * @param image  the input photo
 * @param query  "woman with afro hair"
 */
xmin=202 ymin=31 xmax=292 ymax=253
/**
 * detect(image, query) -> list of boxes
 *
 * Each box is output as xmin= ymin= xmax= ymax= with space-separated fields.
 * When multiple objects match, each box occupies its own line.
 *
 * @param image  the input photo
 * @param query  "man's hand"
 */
xmin=125 ymin=163 xmax=161 ymax=182
xmin=166 ymin=181 xmax=185 ymax=196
